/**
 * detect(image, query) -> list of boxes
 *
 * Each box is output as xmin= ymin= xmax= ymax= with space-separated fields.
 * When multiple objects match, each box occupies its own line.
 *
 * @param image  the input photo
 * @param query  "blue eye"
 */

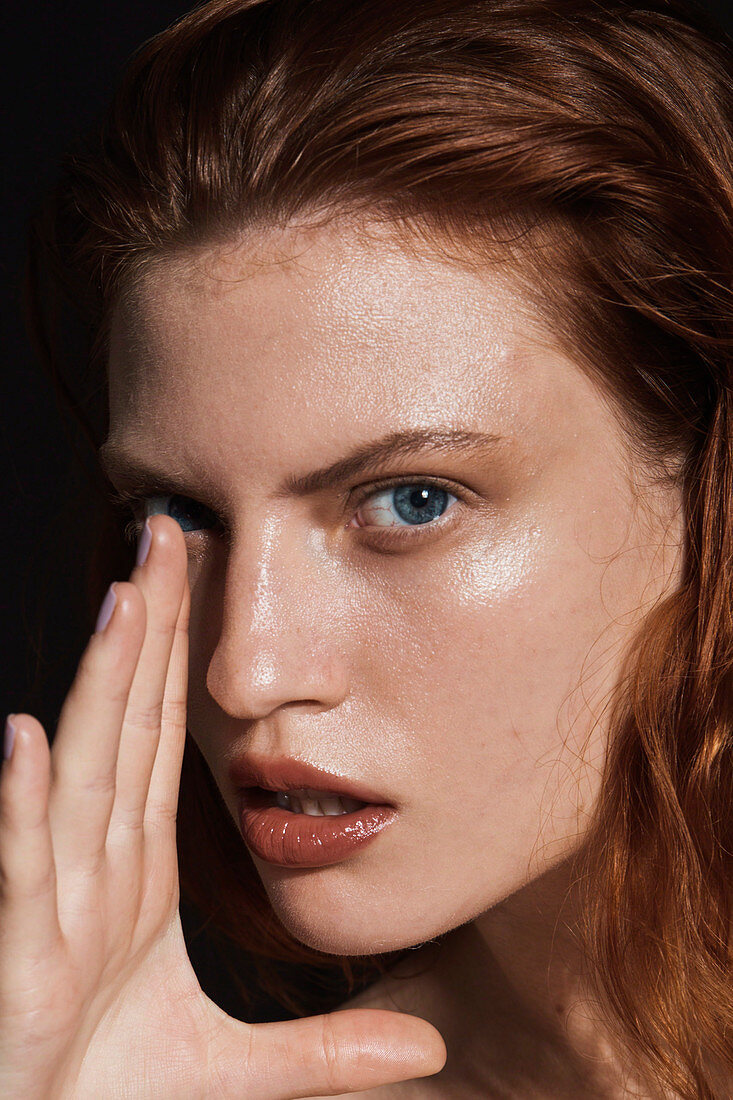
xmin=111 ymin=477 xmax=462 ymax=549
xmin=355 ymin=483 xmax=457 ymax=529
xmin=144 ymin=493 xmax=219 ymax=534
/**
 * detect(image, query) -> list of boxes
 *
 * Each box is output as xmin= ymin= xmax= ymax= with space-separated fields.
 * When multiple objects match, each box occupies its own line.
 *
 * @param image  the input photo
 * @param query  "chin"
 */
xmin=254 ymin=864 xmax=466 ymax=957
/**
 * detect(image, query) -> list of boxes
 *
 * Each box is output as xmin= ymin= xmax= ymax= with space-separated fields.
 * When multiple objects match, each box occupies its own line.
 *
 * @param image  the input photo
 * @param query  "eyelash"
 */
xmin=106 ymin=475 xmax=465 ymax=549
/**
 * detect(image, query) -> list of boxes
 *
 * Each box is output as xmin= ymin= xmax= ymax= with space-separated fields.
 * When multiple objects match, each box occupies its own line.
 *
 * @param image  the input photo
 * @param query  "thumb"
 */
xmin=208 ymin=1006 xmax=447 ymax=1099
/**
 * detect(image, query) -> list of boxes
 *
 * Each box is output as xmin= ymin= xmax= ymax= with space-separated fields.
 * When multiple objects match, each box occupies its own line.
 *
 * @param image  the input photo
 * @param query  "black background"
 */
xmin=4 ymin=0 xmax=733 ymax=1023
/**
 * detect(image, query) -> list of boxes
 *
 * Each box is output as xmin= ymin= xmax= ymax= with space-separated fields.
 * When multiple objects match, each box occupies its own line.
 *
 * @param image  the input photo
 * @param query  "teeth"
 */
xmin=274 ymin=789 xmax=366 ymax=816
xmin=318 ymin=797 xmax=351 ymax=816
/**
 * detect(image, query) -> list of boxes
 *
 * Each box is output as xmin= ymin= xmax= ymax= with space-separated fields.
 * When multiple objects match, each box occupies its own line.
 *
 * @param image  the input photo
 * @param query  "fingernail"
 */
xmin=95 ymin=582 xmax=118 ymax=634
xmin=4 ymin=714 xmax=16 ymax=761
xmin=136 ymin=518 xmax=152 ymax=567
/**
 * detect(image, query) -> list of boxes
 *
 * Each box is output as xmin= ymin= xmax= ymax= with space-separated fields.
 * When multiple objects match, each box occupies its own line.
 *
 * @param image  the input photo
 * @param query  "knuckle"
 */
xmin=145 ymin=797 xmax=177 ymax=823
xmin=144 ymin=802 xmax=178 ymax=837
xmin=0 ymin=862 xmax=55 ymax=905
xmin=77 ymin=771 xmax=117 ymax=799
xmin=85 ymin=848 xmax=107 ymax=879
xmin=0 ymin=796 xmax=45 ymax=838
xmin=319 ymin=1014 xmax=342 ymax=1091
xmin=146 ymin=618 xmax=177 ymax=643
xmin=109 ymin=806 xmax=146 ymax=835
xmin=124 ymin=699 xmax=163 ymax=732
xmin=160 ymin=697 xmax=187 ymax=729
xmin=69 ymin=848 xmax=106 ymax=882
xmin=52 ymin=760 xmax=116 ymax=800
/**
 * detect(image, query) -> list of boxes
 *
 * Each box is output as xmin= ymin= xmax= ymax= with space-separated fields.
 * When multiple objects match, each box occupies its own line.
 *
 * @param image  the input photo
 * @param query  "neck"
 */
xmin=373 ymin=858 xmax=656 ymax=1099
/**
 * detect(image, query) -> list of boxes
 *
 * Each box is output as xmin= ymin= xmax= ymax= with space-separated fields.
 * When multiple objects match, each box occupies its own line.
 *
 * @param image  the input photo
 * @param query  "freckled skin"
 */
xmin=107 ymin=216 xmax=685 ymax=1098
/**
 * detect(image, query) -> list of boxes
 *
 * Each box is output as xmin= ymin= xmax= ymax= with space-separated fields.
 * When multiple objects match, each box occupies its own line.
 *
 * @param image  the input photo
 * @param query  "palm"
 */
xmin=47 ymin=913 xmax=214 ymax=1099
xmin=0 ymin=514 xmax=445 ymax=1099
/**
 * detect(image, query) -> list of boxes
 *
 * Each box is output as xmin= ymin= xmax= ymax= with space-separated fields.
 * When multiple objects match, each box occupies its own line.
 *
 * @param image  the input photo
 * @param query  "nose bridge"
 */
xmin=205 ymin=514 xmax=349 ymax=717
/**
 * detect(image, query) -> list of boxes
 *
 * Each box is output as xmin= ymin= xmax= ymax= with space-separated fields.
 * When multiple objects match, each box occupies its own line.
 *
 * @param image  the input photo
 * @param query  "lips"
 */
xmin=229 ymin=755 xmax=399 ymax=867
xmin=227 ymin=753 xmax=396 ymax=808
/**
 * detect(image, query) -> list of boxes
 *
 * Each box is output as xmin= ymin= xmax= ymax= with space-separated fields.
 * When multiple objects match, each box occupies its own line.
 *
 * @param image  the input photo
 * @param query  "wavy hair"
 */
xmin=24 ymin=1 xmax=733 ymax=1096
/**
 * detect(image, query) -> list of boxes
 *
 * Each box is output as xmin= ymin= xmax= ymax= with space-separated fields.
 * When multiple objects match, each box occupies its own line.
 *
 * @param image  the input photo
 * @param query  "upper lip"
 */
xmin=228 ymin=754 xmax=395 ymax=806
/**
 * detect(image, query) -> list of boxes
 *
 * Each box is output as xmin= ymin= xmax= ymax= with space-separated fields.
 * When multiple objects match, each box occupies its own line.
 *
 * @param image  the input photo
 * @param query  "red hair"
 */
xmin=25 ymin=2 xmax=733 ymax=1096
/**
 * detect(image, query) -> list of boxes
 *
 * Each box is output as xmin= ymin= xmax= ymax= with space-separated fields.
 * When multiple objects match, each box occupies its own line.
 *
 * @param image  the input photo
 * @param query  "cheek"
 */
xmin=362 ymin=516 xmax=614 ymax=738
xmin=362 ymin=510 xmax=640 ymax=828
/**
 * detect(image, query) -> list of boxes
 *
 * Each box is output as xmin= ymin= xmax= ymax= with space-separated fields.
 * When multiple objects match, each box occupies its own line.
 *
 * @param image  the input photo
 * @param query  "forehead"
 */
xmin=106 ymin=217 xmax=613 ymax=470
xmin=109 ymin=218 xmax=533 ymax=389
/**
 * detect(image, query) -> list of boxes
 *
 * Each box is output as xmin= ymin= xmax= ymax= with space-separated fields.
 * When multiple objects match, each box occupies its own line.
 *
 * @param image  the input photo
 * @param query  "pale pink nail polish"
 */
xmin=4 ymin=715 xmax=16 ymax=761
xmin=95 ymin=583 xmax=118 ymax=634
xmin=136 ymin=518 xmax=152 ymax=566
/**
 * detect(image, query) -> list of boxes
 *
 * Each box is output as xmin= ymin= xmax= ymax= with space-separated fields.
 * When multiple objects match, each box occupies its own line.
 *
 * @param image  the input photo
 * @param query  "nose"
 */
xmin=202 ymin=517 xmax=351 ymax=720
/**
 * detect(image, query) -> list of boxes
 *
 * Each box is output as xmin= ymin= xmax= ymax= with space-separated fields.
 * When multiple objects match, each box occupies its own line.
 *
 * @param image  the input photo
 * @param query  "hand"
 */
xmin=0 ymin=514 xmax=446 ymax=1099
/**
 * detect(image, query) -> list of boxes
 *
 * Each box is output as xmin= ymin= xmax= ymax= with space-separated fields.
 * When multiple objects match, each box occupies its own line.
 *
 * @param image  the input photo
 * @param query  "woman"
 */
xmin=2 ymin=0 xmax=731 ymax=1096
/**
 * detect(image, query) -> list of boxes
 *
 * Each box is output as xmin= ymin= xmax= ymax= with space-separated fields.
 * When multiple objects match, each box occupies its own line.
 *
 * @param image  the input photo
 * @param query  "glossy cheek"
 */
xmin=353 ymin=516 xmax=554 ymax=794
xmin=353 ymin=494 xmax=641 ymax=895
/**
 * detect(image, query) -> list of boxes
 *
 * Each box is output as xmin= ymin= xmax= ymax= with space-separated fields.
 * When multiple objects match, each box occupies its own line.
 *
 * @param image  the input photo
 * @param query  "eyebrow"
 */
xmin=98 ymin=427 xmax=505 ymax=499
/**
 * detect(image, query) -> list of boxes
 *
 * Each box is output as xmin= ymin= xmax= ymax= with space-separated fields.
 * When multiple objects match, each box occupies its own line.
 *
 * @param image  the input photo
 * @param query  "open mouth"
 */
xmin=237 ymin=784 xmax=399 ymax=866
xmin=246 ymin=785 xmax=368 ymax=816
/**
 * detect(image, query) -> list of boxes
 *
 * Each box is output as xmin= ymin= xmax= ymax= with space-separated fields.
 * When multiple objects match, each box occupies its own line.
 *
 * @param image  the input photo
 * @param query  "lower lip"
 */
xmin=237 ymin=788 xmax=398 ymax=867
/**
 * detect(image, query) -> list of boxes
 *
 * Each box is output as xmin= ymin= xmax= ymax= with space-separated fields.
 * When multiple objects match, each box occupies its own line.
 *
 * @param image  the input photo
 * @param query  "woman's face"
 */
xmin=105 ymin=217 xmax=683 ymax=955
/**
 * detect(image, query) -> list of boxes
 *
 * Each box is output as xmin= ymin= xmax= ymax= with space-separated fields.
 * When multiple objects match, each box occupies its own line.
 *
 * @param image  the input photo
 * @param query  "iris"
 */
xmin=386 ymin=485 xmax=450 ymax=526
xmin=144 ymin=493 xmax=219 ymax=534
